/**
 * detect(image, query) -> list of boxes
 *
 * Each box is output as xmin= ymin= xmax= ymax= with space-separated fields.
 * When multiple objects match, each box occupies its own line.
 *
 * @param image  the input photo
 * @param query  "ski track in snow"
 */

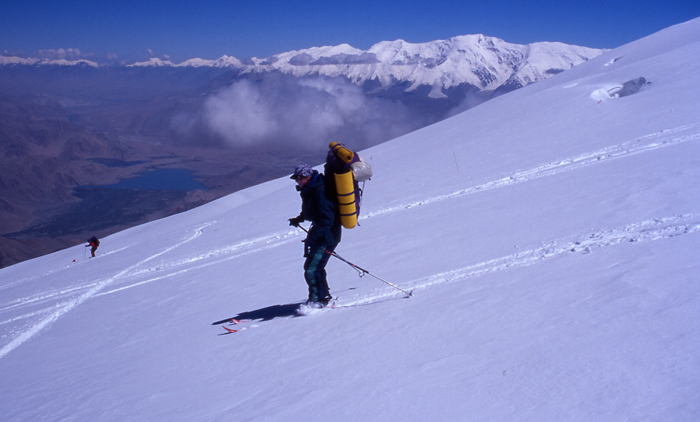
xmin=364 ymin=124 xmax=700 ymax=219
xmin=0 ymin=223 xmax=212 ymax=359
xmin=216 ymin=212 xmax=700 ymax=334
xmin=0 ymin=245 xmax=131 ymax=293
xmin=1 ymin=124 xmax=699 ymax=353
xmin=400 ymin=213 xmax=700 ymax=296
xmin=321 ymin=214 xmax=700 ymax=309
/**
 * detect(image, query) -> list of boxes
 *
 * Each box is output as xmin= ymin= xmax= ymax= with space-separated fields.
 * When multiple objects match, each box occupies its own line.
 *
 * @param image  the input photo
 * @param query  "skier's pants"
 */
xmin=303 ymin=244 xmax=336 ymax=301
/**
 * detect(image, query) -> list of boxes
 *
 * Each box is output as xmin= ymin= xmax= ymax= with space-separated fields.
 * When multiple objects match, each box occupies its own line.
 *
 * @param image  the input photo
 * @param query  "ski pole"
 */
xmin=296 ymin=225 xmax=412 ymax=297
xmin=327 ymin=249 xmax=413 ymax=297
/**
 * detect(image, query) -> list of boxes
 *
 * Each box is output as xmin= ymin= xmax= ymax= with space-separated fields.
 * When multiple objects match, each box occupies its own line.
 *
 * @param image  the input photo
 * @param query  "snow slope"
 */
xmin=1 ymin=17 xmax=700 ymax=421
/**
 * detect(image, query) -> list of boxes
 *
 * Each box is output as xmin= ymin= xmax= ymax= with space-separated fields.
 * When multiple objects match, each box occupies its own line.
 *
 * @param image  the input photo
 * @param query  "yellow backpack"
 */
xmin=325 ymin=142 xmax=373 ymax=229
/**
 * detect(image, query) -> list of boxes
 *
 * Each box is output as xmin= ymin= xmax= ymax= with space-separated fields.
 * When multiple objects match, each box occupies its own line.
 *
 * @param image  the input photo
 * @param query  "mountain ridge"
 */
xmin=1 ymin=35 xmax=605 ymax=96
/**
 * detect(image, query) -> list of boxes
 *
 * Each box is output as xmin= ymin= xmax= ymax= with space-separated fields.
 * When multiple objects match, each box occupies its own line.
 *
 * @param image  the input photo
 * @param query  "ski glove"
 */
xmin=288 ymin=216 xmax=304 ymax=227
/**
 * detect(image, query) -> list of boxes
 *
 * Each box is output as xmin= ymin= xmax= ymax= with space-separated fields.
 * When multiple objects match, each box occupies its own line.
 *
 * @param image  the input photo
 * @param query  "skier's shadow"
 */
xmin=212 ymin=302 xmax=303 ymax=325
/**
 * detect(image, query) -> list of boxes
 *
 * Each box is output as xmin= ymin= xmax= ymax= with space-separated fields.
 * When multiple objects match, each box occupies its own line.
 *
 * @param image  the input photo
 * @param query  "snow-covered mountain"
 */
xmin=176 ymin=55 xmax=243 ymax=68
xmin=1 ymin=17 xmax=699 ymax=421
xmin=238 ymin=35 xmax=604 ymax=97
xmin=0 ymin=55 xmax=100 ymax=68
xmin=127 ymin=56 xmax=243 ymax=68
xmin=1 ymin=35 xmax=604 ymax=97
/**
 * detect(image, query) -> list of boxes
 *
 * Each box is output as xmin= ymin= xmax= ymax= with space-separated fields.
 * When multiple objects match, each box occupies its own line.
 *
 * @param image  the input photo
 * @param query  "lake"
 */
xmin=9 ymin=169 xmax=208 ymax=238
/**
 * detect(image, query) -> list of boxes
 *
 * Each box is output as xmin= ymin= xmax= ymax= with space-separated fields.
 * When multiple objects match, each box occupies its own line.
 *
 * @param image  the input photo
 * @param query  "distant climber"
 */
xmin=87 ymin=236 xmax=100 ymax=258
xmin=288 ymin=164 xmax=342 ymax=306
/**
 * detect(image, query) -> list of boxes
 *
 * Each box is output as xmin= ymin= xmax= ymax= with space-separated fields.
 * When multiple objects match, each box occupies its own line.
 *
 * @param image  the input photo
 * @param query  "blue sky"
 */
xmin=2 ymin=0 xmax=699 ymax=63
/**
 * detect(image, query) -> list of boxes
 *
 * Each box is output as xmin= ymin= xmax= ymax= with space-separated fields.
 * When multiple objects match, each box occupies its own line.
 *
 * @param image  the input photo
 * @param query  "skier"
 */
xmin=288 ymin=164 xmax=342 ymax=306
xmin=86 ymin=236 xmax=100 ymax=258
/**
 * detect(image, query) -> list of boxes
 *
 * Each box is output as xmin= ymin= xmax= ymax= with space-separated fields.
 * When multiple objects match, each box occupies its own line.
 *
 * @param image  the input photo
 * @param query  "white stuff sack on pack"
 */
xmin=350 ymin=154 xmax=373 ymax=182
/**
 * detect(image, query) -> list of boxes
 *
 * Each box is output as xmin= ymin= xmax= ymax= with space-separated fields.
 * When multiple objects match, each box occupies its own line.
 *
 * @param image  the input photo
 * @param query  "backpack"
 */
xmin=324 ymin=142 xmax=373 ymax=229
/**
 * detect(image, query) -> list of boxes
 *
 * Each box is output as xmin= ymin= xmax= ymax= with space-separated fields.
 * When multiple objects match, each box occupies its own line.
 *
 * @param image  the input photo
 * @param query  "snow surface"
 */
xmin=2 ymin=17 xmax=700 ymax=421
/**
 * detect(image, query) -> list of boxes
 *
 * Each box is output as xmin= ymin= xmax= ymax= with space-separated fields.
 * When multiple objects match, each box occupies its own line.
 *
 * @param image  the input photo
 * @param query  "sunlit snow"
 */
xmin=1 ymin=17 xmax=699 ymax=422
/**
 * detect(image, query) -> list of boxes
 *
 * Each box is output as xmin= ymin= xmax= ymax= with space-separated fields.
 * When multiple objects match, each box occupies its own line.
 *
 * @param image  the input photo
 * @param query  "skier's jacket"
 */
xmin=297 ymin=171 xmax=342 ymax=248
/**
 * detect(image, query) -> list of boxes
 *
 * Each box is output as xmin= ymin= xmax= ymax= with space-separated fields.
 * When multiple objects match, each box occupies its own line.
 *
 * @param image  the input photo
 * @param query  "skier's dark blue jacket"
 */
xmin=298 ymin=171 xmax=342 ymax=247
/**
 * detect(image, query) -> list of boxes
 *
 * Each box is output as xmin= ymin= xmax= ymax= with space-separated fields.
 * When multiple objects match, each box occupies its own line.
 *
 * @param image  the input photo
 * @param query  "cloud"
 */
xmin=176 ymin=74 xmax=429 ymax=151
xmin=37 ymin=48 xmax=92 ymax=61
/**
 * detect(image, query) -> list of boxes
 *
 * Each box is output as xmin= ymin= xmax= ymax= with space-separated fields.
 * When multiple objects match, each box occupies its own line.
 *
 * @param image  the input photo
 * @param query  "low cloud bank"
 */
xmin=172 ymin=74 xmax=431 ymax=151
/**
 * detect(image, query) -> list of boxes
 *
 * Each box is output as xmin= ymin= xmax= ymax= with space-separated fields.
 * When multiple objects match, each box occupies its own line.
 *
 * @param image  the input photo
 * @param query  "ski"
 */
xmin=219 ymin=318 xmax=247 ymax=334
xmin=216 ymin=293 xmax=408 ymax=335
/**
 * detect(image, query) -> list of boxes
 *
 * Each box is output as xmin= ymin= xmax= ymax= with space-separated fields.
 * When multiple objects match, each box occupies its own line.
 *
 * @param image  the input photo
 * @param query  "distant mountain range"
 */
xmin=1 ymin=35 xmax=605 ymax=98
